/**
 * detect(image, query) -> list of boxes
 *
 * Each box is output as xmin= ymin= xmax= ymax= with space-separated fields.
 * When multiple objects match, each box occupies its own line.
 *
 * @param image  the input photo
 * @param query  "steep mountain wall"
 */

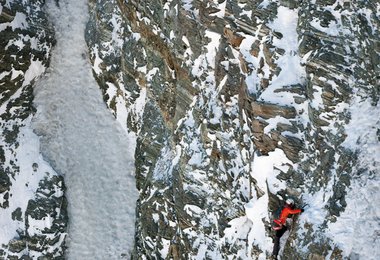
xmin=0 ymin=0 xmax=67 ymax=258
xmin=86 ymin=0 xmax=379 ymax=259
xmin=1 ymin=0 xmax=379 ymax=259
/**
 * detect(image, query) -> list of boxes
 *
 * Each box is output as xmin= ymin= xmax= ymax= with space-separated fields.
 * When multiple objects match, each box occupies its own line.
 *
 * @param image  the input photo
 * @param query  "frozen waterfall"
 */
xmin=32 ymin=0 xmax=138 ymax=258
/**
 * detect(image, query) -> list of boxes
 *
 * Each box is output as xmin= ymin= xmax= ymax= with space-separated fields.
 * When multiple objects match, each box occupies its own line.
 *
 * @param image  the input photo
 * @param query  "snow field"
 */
xmin=32 ymin=0 xmax=138 ymax=259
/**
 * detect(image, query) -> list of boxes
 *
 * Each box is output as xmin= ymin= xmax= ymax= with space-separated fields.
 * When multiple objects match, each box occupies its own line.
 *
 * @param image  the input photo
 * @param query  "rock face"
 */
xmin=1 ymin=0 xmax=379 ymax=259
xmin=86 ymin=0 xmax=379 ymax=259
xmin=0 ymin=0 xmax=67 ymax=258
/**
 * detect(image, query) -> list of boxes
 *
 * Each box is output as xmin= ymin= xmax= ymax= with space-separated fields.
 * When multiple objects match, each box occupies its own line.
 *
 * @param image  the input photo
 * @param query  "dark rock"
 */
xmin=8 ymin=239 xmax=26 ymax=253
xmin=251 ymin=101 xmax=297 ymax=119
xmin=0 ymin=170 xmax=11 ymax=194
xmin=12 ymin=207 xmax=23 ymax=221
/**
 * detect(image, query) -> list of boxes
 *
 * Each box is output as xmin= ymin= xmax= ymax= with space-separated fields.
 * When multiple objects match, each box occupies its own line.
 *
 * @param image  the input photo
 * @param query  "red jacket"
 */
xmin=277 ymin=205 xmax=302 ymax=225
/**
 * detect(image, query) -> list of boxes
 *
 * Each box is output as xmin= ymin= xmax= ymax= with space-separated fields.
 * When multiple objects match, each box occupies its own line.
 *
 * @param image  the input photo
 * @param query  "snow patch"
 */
xmin=260 ymin=6 xmax=306 ymax=105
xmin=22 ymin=58 xmax=45 ymax=87
xmin=243 ymin=149 xmax=292 ymax=254
xmin=263 ymin=116 xmax=292 ymax=135
xmin=181 ymin=0 xmax=193 ymax=12
xmin=153 ymin=145 xmax=181 ymax=182
xmin=91 ymin=45 xmax=103 ymax=75
xmin=310 ymin=18 xmax=340 ymax=36
xmin=159 ymin=238 xmax=171 ymax=258
xmin=192 ymin=30 xmax=221 ymax=77
xmin=210 ymin=0 xmax=226 ymax=18
xmin=0 ymin=11 xmax=28 ymax=32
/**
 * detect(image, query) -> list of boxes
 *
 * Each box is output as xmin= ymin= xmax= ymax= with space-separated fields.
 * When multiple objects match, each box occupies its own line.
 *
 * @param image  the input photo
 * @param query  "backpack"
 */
xmin=273 ymin=206 xmax=282 ymax=220
xmin=272 ymin=205 xmax=283 ymax=230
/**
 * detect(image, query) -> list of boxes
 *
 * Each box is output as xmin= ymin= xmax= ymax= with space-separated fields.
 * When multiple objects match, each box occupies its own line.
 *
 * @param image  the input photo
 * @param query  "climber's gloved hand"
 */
xmin=301 ymin=208 xmax=305 ymax=213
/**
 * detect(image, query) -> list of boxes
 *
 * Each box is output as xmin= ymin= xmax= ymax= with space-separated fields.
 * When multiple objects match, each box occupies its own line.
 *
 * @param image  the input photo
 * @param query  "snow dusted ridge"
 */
xmin=32 ymin=0 xmax=138 ymax=259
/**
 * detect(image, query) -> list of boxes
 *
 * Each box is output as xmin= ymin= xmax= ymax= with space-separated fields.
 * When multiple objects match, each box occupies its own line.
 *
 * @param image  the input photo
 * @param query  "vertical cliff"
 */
xmin=0 ymin=0 xmax=67 ymax=258
xmin=1 ymin=0 xmax=379 ymax=259
xmin=86 ymin=0 xmax=379 ymax=259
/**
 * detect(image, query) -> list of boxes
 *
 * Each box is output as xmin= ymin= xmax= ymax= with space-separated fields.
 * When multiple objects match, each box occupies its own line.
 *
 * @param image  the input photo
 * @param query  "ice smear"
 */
xmin=32 ymin=0 xmax=138 ymax=259
xmin=328 ymin=95 xmax=380 ymax=260
xmin=261 ymin=6 xmax=306 ymax=105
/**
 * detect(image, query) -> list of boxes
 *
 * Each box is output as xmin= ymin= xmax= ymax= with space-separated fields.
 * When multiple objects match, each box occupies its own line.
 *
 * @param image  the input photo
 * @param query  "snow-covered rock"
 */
xmin=0 ymin=0 xmax=66 ymax=258
xmin=86 ymin=0 xmax=379 ymax=259
xmin=1 ymin=0 xmax=379 ymax=259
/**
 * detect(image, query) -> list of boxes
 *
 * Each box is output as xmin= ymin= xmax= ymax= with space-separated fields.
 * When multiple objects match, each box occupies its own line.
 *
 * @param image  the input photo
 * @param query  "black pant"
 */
xmin=272 ymin=225 xmax=288 ymax=256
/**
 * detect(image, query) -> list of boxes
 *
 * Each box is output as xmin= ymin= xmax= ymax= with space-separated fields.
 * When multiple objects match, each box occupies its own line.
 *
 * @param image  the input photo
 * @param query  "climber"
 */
xmin=272 ymin=198 xmax=304 ymax=259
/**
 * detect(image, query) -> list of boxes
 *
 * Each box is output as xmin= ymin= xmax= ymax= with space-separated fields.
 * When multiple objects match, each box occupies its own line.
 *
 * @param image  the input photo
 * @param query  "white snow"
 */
xmin=0 ymin=11 xmax=28 ymax=32
xmin=181 ymin=0 xmax=193 ymax=12
xmin=0 ymin=15 xmax=52 ymax=249
xmin=210 ymin=1 xmax=226 ymax=18
xmin=244 ymin=149 xmax=292 ymax=255
xmin=146 ymin=67 xmax=159 ymax=81
xmin=182 ymin=36 xmax=190 ymax=47
xmin=0 ymin=122 xmax=58 ymax=247
xmin=132 ymin=32 xmax=141 ymax=41
xmin=91 ymin=45 xmax=103 ymax=75
xmin=11 ymin=69 xmax=23 ymax=81
xmin=159 ymin=238 xmax=170 ymax=258
xmin=328 ymin=94 xmax=380 ymax=260
xmin=22 ymin=58 xmax=45 ymax=87
xmin=183 ymin=35 xmax=194 ymax=64
xmin=245 ymin=197 xmax=272 ymax=253
xmin=309 ymin=84 xmax=324 ymax=109
xmin=32 ymin=0 xmax=138 ymax=259
xmin=263 ymin=116 xmax=292 ymax=135
xmin=152 ymin=146 xmax=181 ymax=182
xmin=239 ymin=33 xmax=261 ymax=94
xmin=310 ymin=18 xmax=340 ymax=36
xmin=239 ymin=34 xmax=258 ymax=66
xmin=192 ymin=30 xmax=221 ymax=77
xmin=109 ymin=13 xmax=124 ymax=49
xmin=261 ymin=6 xmax=306 ymax=105
xmin=258 ymin=0 xmax=270 ymax=9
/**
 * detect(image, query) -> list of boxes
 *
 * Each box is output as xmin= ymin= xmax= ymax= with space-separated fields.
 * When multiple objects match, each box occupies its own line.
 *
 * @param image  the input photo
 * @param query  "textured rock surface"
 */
xmin=0 ymin=0 xmax=67 ymax=258
xmin=86 ymin=0 xmax=379 ymax=259
xmin=1 ymin=0 xmax=379 ymax=259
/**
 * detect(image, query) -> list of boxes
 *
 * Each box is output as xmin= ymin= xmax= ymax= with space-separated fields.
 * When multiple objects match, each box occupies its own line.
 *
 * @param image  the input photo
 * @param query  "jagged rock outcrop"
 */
xmin=0 ymin=0 xmax=67 ymax=258
xmin=87 ymin=0 xmax=379 ymax=259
